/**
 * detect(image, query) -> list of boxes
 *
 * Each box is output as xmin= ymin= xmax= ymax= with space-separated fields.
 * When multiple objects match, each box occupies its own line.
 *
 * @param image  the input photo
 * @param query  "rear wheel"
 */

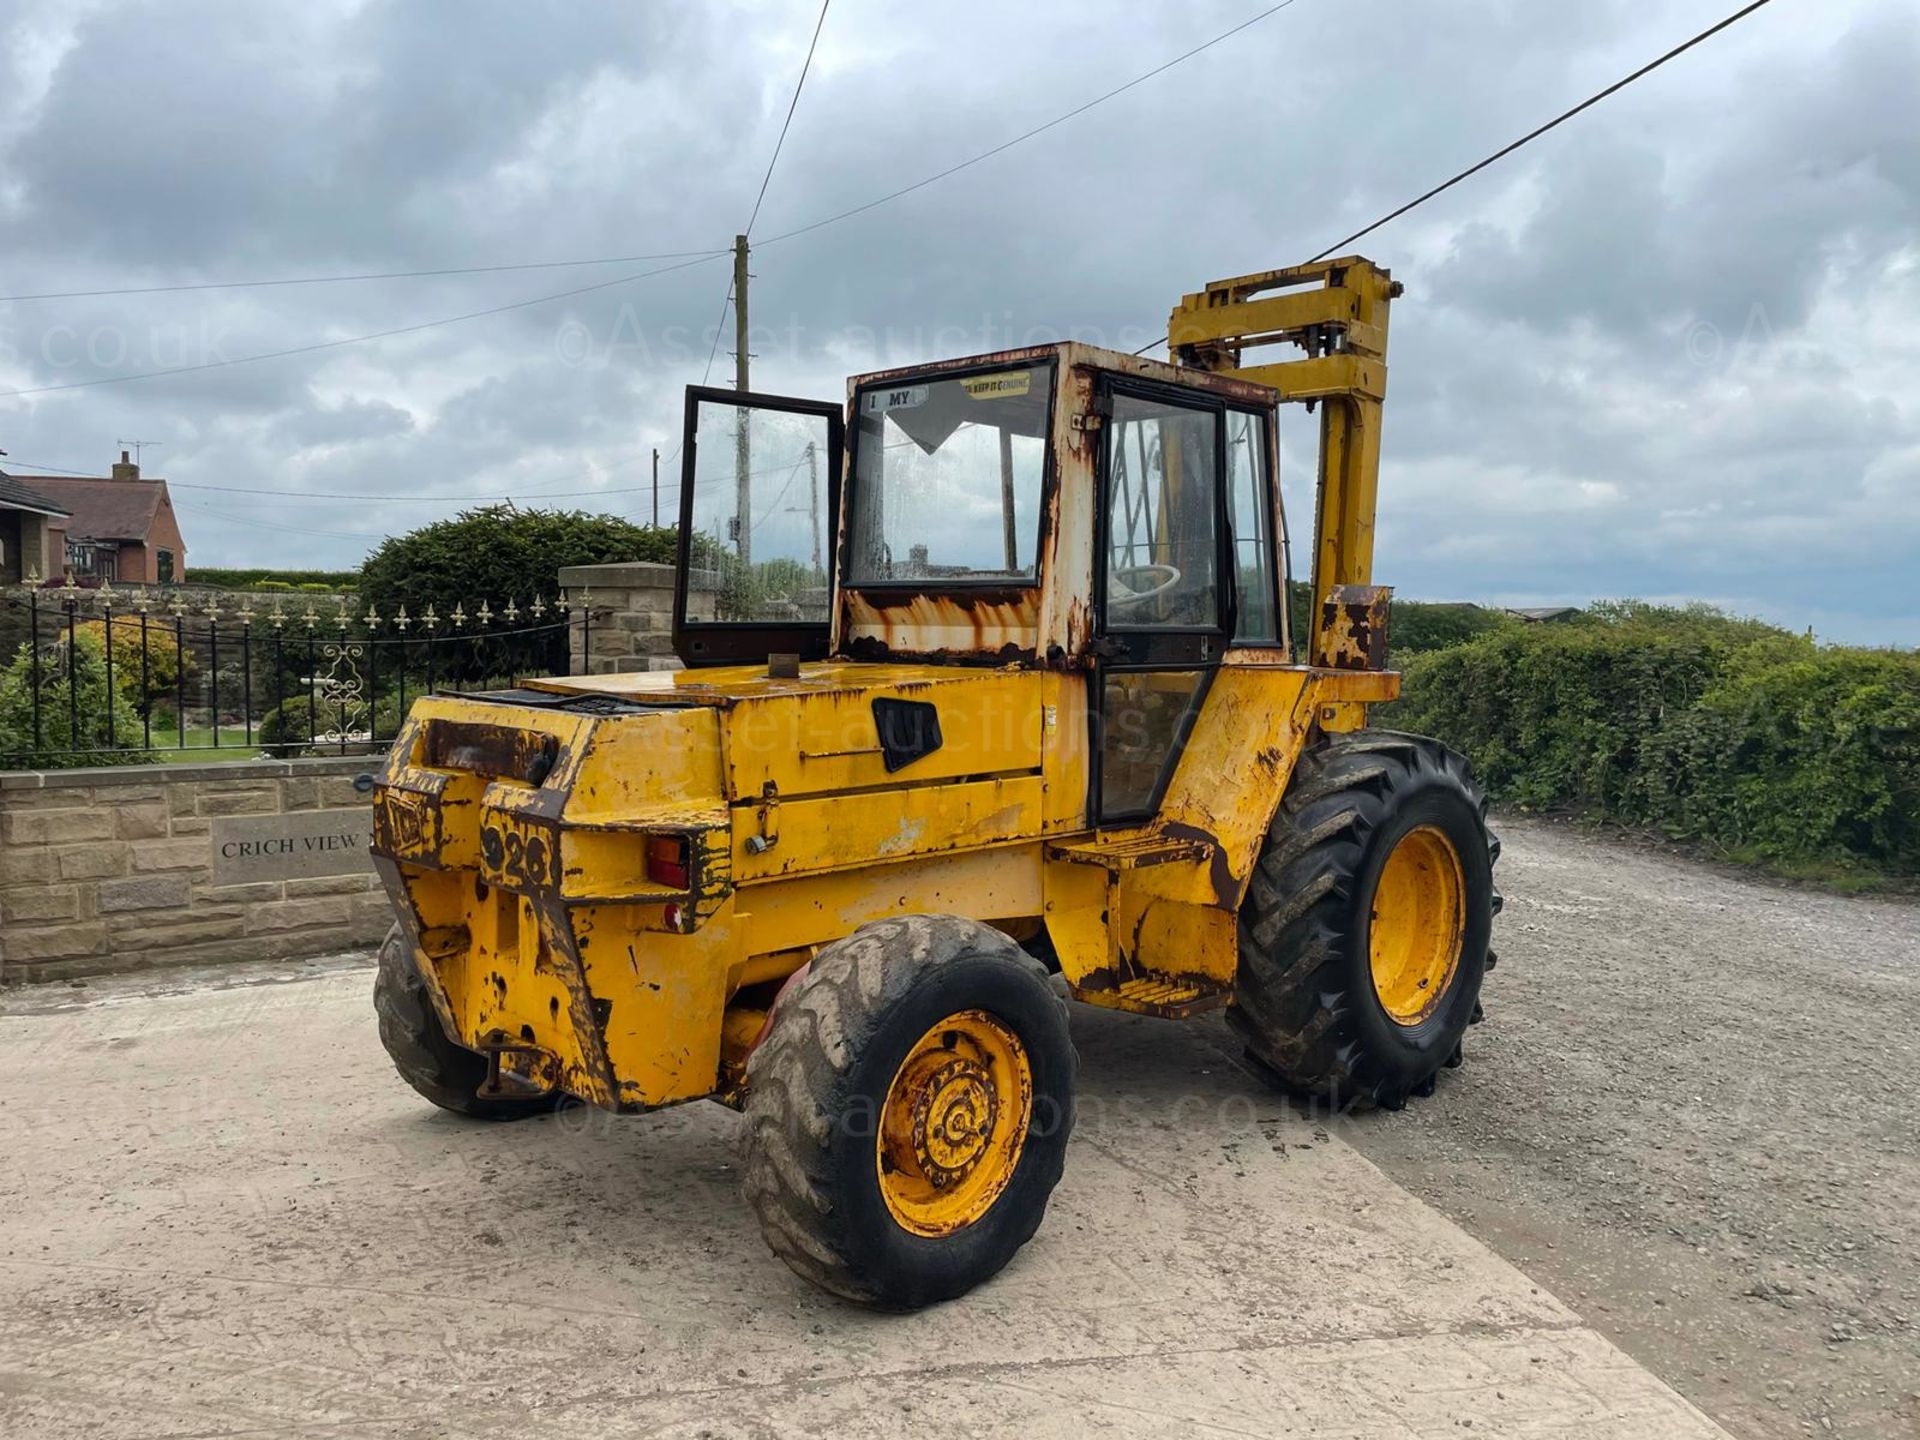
xmin=372 ymin=925 xmax=560 ymax=1121
xmin=742 ymin=915 xmax=1076 ymax=1309
xmin=1230 ymin=731 xmax=1499 ymax=1111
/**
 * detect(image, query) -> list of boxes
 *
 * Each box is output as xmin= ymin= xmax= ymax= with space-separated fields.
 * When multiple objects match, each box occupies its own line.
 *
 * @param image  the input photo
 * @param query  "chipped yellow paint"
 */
xmin=733 ymin=776 xmax=1042 ymax=881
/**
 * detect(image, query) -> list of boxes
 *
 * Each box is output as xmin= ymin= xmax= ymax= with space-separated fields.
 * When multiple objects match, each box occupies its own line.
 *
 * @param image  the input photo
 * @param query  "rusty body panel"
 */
xmin=841 ymin=587 xmax=1038 ymax=664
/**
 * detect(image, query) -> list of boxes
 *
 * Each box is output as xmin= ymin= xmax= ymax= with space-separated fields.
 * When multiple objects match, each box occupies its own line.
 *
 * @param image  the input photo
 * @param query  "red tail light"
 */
xmin=646 ymin=834 xmax=690 ymax=889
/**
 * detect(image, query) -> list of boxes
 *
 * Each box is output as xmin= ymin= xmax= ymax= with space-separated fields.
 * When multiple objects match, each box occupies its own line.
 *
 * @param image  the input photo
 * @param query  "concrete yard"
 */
xmin=4 ymin=816 xmax=1912 ymax=1438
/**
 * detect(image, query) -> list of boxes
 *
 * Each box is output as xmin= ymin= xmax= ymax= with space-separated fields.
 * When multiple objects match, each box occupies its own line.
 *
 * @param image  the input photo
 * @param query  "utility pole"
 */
xmin=651 ymin=446 xmax=660 ymax=528
xmin=805 ymin=440 xmax=821 ymax=572
xmin=733 ymin=233 xmax=752 ymax=564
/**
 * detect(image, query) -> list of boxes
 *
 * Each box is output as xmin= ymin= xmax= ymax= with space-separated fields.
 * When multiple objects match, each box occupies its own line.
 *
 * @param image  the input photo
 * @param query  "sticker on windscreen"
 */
xmin=863 ymin=385 xmax=929 ymax=413
xmin=961 ymin=371 xmax=1031 ymax=400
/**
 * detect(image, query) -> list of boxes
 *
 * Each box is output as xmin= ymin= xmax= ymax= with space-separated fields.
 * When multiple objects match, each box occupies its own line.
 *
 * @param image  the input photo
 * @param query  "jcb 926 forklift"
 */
xmin=370 ymin=257 xmax=1499 ymax=1308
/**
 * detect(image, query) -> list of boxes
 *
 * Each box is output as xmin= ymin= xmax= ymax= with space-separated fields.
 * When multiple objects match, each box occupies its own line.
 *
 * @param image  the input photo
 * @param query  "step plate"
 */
xmin=1049 ymin=835 xmax=1211 ymax=872
xmin=1072 ymin=976 xmax=1232 ymax=1020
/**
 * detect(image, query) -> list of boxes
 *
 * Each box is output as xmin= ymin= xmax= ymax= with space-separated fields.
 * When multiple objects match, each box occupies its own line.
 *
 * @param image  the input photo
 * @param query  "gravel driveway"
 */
xmin=1341 ymin=814 xmax=1920 ymax=1440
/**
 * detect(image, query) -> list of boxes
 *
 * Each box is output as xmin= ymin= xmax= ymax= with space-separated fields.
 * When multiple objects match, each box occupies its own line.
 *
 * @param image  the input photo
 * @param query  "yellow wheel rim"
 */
xmin=1368 ymin=825 xmax=1467 ymax=1027
xmin=877 ymin=1010 xmax=1032 ymax=1238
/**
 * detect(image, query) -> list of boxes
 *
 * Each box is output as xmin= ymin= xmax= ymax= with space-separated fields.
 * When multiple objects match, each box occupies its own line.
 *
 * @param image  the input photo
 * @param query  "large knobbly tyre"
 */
xmin=742 ymin=915 xmax=1076 ymax=1309
xmin=372 ymin=925 xmax=558 ymax=1121
xmin=1230 ymin=730 xmax=1500 ymax=1112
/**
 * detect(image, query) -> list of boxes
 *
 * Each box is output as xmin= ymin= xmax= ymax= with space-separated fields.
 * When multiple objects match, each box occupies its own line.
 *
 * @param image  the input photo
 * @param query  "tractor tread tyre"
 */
xmin=742 ymin=915 xmax=1076 ymax=1310
xmin=372 ymin=925 xmax=557 ymax=1121
xmin=1229 ymin=730 xmax=1498 ymax=1112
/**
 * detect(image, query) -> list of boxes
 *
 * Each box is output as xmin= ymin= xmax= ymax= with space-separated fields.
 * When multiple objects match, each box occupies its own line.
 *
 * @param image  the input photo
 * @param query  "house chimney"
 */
xmin=111 ymin=449 xmax=139 ymax=481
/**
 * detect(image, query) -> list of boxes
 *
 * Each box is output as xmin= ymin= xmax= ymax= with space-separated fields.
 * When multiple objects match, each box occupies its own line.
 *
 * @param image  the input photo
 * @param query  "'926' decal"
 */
xmin=480 ymin=820 xmax=557 ymax=892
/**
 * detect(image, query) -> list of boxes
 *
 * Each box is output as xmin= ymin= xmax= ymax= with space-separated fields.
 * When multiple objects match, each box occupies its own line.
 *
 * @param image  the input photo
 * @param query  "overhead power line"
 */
xmin=4 ymin=0 xmax=1277 ymax=307
xmin=1306 ymin=0 xmax=1777 ymax=261
xmin=167 ymin=480 xmax=648 ymax=502
xmin=753 ymin=0 xmax=1299 ymax=251
xmin=0 ymin=251 xmax=725 ymax=400
xmin=747 ymin=0 xmax=832 ymax=239
xmin=176 ymin=500 xmax=375 ymax=542
xmin=694 ymin=0 xmax=832 ymax=395
xmin=697 ymin=285 xmax=734 ymax=389
xmin=0 ymin=1 xmax=1286 ymax=399
xmin=0 ymin=249 xmax=730 ymax=305
xmin=1133 ymin=0 xmax=1778 ymax=355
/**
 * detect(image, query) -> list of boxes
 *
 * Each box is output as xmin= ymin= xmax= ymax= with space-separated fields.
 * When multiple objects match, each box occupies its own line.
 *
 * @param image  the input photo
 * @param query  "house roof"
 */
xmin=0 ymin=468 xmax=71 ymax=519
xmin=6 ymin=475 xmax=167 ymax=542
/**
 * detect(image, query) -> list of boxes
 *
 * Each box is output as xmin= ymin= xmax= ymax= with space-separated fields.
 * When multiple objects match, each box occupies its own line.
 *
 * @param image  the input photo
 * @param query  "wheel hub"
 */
xmin=1368 ymin=824 xmax=1468 ymax=1027
xmin=911 ymin=1056 xmax=999 ymax=1187
xmin=877 ymin=1010 xmax=1033 ymax=1237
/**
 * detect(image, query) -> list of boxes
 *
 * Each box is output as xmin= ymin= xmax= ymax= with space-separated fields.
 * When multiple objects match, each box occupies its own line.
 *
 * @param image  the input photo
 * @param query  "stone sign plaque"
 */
xmin=211 ymin=809 xmax=376 ymax=886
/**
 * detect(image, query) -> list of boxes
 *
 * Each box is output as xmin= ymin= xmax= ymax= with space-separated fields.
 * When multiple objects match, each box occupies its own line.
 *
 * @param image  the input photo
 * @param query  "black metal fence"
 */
xmin=0 ymin=584 xmax=593 ymax=768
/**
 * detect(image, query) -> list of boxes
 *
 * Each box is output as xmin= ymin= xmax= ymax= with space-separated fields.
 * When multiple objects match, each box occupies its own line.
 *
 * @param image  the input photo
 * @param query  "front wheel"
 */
xmin=741 ymin=916 xmax=1076 ymax=1309
xmin=1230 ymin=731 xmax=1499 ymax=1111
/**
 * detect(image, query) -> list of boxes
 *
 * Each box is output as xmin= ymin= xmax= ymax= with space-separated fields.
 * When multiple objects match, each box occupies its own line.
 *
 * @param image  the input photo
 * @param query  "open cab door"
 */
xmin=673 ymin=385 xmax=844 ymax=666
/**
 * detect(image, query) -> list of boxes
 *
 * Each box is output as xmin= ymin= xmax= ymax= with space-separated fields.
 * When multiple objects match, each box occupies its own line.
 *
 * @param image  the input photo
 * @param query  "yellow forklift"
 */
xmin=370 ymin=257 xmax=1499 ymax=1307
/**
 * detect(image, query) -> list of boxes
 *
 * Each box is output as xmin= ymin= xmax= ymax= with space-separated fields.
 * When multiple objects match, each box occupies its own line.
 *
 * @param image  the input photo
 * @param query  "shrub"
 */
xmin=258 ymin=693 xmax=402 ymax=758
xmin=359 ymin=506 xmax=676 ymax=682
xmin=79 ymin=615 xmax=194 ymax=712
xmin=0 ymin=631 xmax=151 ymax=768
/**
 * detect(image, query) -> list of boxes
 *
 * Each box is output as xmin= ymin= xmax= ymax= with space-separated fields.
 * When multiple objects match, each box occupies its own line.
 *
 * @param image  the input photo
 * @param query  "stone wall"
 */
xmin=0 ymin=756 xmax=388 ymax=984
xmin=561 ymin=561 xmax=716 ymax=676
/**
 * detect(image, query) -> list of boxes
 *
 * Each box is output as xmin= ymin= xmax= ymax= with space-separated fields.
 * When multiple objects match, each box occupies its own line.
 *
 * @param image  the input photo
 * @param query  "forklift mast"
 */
xmin=1168 ymin=256 xmax=1401 ymax=683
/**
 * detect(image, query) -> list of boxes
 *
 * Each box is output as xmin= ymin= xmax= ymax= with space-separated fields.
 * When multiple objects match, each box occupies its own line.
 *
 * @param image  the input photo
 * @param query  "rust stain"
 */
xmin=1320 ymin=584 xmax=1392 ymax=671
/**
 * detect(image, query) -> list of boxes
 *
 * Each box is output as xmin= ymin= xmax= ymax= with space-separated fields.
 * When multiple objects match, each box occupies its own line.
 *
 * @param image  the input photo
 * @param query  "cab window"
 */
xmin=1101 ymin=393 xmax=1219 ymax=629
xmin=1225 ymin=408 xmax=1277 ymax=643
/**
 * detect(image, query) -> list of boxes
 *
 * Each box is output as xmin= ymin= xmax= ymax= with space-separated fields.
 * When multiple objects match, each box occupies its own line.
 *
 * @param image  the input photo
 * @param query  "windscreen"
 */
xmin=847 ymin=364 xmax=1051 ymax=584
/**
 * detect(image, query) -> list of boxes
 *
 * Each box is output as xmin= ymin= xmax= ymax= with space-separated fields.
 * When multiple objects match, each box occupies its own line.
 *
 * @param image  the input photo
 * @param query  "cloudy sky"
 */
xmin=0 ymin=0 xmax=1913 ymax=643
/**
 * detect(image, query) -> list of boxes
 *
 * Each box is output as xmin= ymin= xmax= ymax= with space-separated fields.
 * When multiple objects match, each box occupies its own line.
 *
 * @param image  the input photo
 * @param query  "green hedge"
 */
xmin=185 ymin=567 xmax=362 ymax=590
xmin=1389 ymin=604 xmax=1920 ymax=876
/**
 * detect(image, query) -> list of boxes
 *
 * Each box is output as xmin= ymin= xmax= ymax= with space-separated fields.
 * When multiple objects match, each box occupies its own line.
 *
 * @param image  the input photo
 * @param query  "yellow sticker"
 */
xmin=961 ymin=371 xmax=1031 ymax=400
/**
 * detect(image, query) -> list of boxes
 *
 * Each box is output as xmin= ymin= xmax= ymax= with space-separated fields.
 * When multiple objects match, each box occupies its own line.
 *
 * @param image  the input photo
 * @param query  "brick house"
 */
xmin=0 ymin=468 xmax=71 ymax=584
xmin=3 ymin=451 xmax=188 ymax=583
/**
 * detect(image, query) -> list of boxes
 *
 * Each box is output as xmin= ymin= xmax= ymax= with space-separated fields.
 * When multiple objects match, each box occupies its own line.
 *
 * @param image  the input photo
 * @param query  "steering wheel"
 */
xmin=1107 ymin=563 xmax=1183 ymax=608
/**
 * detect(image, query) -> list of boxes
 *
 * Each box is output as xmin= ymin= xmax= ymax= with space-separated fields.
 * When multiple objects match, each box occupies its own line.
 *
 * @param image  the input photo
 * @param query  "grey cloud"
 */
xmin=0 ymin=0 xmax=1911 ymax=645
